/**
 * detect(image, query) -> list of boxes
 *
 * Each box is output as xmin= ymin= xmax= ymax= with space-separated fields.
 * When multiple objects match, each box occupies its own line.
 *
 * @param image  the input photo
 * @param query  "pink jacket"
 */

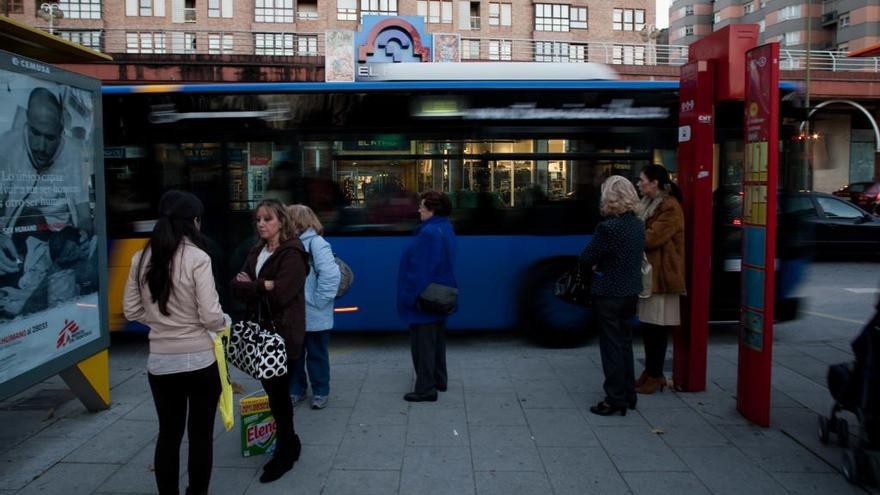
xmin=123 ymin=240 xmax=225 ymax=354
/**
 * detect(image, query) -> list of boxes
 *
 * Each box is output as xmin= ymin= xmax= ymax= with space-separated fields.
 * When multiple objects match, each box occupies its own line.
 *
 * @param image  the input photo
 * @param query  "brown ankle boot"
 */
xmin=635 ymin=375 xmax=667 ymax=395
xmin=635 ymin=370 xmax=649 ymax=387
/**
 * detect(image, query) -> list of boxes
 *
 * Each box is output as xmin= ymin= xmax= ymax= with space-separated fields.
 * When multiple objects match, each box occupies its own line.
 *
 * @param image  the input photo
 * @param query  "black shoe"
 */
xmin=404 ymin=391 xmax=438 ymax=402
xmin=589 ymin=401 xmax=627 ymax=417
xmin=436 ymin=384 xmax=448 ymax=392
xmin=185 ymin=488 xmax=208 ymax=495
xmin=627 ymin=396 xmax=637 ymax=410
xmin=290 ymin=433 xmax=302 ymax=462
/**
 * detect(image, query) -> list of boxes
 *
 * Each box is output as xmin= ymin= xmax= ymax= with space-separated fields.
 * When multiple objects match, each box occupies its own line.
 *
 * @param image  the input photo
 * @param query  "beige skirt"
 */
xmin=638 ymin=294 xmax=681 ymax=326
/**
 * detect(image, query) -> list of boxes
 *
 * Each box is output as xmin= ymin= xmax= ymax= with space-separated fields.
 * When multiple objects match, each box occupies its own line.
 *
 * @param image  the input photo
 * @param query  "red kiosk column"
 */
xmin=674 ymin=60 xmax=715 ymax=392
xmin=737 ymin=43 xmax=780 ymax=427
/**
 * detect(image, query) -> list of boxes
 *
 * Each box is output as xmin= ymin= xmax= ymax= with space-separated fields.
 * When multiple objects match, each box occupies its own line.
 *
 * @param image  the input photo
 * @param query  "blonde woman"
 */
xmin=287 ymin=204 xmax=341 ymax=410
xmin=579 ymin=176 xmax=645 ymax=416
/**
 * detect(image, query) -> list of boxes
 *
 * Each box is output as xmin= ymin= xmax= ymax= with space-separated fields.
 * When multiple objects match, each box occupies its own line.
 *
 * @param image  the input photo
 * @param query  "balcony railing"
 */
xmin=297 ymin=11 xmax=319 ymax=20
xmin=51 ymin=29 xmax=880 ymax=73
xmin=184 ymin=8 xmax=196 ymax=23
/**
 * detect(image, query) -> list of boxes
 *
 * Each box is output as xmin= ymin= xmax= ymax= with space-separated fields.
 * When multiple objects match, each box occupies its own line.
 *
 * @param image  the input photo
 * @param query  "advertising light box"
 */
xmin=0 ymin=49 xmax=108 ymax=399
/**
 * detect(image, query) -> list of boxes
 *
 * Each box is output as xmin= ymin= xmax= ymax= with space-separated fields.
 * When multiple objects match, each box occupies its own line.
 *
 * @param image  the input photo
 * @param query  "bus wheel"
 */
xmin=519 ymin=256 xmax=593 ymax=348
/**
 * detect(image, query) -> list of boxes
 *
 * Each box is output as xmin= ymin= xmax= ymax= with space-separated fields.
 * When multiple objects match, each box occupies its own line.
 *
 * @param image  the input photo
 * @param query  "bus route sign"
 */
xmin=737 ymin=42 xmax=780 ymax=427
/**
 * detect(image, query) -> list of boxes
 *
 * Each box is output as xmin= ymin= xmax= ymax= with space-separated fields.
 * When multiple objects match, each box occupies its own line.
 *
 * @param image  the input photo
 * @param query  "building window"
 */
xmin=535 ymin=41 xmax=572 ymax=62
xmin=569 ymin=43 xmax=587 ymax=62
xmin=783 ymin=31 xmax=800 ymax=46
xmin=684 ymin=5 xmax=693 ymax=16
xmin=208 ymin=0 xmax=221 ymax=17
xmin=758 ymin=19 xmax=765 ymax=32
xmin=489 ymin=2 xmax=512 ymax=26
xmin=837 ymin=43 xmax=848 ymax=54
xmin=139 ymin=0 xmax=153 ymax=15
xmin=255 ymin=0 xmax=293 ymax=23
xmin=126 ymin=32 xmax=166 ymax=54
xmin=360 ymin=0 xmax=397 ymax=17
xmin=744 ymin=3 xmax=753 ymax=14
xmin=713 ymin=12 xmax=720 ymax=23
xmin=535 ymin=3 xmax=569 ymax=32
xmin=612 ymin=45 xmax=645 ymax=65
xmin=297 ymin=0 xmax=318 ymax=19
xmin=255 ymin=32 xmax=294 ymax=55
xmin=462 ymin=39 xmax=480 ymax=59
xmin=417 ymin=0 xmax=452 ymax=23
xmin=297 ymin=34 xmax=318 ymax=55
xmin=58 ymin=30 xmax=102 ymax=51
xmin=171 ymin=32 xmax=197 ymax=54
xmin=759 ymin=0 xmax=766 ymax=7
xmin=681 ymin=25 xmax=694 ymax=36
xmin=570 ymin=7 xmax=587 ymax=29
xmin=778 ymin=5 xmax=800 ymax=21
xmin=59 ymin=0 xmax=101 ymax=19
xmin=6 ymin=0 xmax=23 ymax=13
xmin=488 ymin=39 xmax=512 ymax=60
xmin=208 ymin=33 xmax=234 ymax=54
xmin=337 ymin=0 xmax=357 ymax=20
xmin=839 ymin=13 xmax=849 ymax=27
xmin=612 ymin=8 xmax=645 ymax=31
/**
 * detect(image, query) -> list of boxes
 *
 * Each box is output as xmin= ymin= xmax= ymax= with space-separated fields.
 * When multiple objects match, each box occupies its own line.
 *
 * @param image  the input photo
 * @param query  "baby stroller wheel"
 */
xmin=818 ymin=415 xmax=831 ymax=444
xmin=836 ymin=419 xmax=850 ymax=447
xmin=843 ymin=448 xmax=873 ymax=485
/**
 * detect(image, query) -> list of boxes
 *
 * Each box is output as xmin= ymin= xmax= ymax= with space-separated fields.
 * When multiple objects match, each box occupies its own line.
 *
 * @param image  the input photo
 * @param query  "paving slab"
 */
xmin=539 ymin=446 xmax=630 ymax=495
xmin=469 ymin=425 xmax=543 ymax=472
xmin=675 ymin=446 xmax=788 ymax=495
xmin=523 ymin=408 xmax=599 ymax=447
xmin=623 ymin=471 xmax=712 ymax=495
xmin=332 ymin=424 xmax=406 ymax=470
xmin=15 ymin=462 xmax=118 ymax=495
xmin=400 ymin=446 xmax=475 ymax=495
xmin=592 ymin=425 xmax=689 ymax=472
xmin=474 ymin=470 xmax=553 ymax=495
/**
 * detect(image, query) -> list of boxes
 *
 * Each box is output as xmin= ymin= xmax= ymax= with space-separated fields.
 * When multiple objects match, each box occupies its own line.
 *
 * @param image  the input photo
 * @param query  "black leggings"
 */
xmin=148 ymin=362 xmax=221 ymax=495
xmin=261 ymin=373 xmax=296 ymax=455
xmin=641 ymin=323 xmax=670 ymax=378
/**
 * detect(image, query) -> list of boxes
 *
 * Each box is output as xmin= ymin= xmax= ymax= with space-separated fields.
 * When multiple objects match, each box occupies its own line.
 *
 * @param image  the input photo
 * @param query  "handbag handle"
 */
xmin=255 ymin=297 xmax=278 ymax=334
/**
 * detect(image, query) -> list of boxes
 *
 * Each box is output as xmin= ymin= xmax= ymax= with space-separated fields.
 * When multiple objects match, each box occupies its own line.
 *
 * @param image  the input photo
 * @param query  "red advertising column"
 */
xmin=674 ymin=60 xmax=715 ymax=392
xmin=737 ymin=43 xmax=780 ymax=427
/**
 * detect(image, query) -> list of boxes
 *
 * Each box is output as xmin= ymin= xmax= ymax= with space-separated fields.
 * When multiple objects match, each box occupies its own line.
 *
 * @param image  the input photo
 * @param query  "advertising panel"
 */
xmin=737 ymin=42 xmax=779 ymax=427
xmin=0 ymin=50 xmax=107 ymax=399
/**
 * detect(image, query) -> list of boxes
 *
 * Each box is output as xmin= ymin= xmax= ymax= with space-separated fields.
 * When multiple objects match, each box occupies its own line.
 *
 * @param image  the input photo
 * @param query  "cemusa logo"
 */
xmin=56 ymin=319 xmax=81 ymax=348
xmin=246 ymin=420 xmax=277 ymax=449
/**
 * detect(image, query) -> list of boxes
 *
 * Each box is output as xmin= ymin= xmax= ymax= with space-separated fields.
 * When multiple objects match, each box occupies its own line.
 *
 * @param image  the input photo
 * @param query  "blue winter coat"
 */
xmin=397 ymin=215 xmax=457 ymax=324
xmin=301 ymin=228 xmax=341 ymax=331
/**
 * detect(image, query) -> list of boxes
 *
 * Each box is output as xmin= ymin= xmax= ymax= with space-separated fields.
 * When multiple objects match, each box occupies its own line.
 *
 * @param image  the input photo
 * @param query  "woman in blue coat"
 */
xmin=397 ymin=191 xmax=457 ymax=402
xmin=287 ymin=204 xmax=341 ymax=410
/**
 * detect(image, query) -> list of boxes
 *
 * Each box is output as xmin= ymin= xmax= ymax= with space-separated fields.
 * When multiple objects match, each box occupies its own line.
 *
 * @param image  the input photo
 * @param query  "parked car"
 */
xmin=786 ymin=192 xmax=880 ymax=255
xmin=832 ymin=181 xmax=880 ymax=214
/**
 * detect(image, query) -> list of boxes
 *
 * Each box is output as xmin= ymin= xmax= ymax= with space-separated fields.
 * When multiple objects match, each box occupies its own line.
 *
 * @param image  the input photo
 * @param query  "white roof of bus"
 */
xmin=359 ymin=62 xmax=618 ymax=81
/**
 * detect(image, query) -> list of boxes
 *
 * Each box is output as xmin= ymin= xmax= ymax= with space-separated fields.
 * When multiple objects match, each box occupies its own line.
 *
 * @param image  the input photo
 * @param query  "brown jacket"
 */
xmin=230 ymin=238 xmax=309 ymax=361
xmin=644 ymin=195 xmax=686 ymax=295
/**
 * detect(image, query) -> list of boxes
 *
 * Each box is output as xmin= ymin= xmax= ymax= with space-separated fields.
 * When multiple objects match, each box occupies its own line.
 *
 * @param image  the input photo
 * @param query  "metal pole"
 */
xmin=803 ymin=0 xmax=812 ymax=189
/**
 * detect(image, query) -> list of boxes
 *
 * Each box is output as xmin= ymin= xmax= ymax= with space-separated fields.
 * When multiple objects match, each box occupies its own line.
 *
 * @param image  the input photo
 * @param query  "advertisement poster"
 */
xmin=433 ymin=33 xmax=460 ymax=63
xmin=325 ymin=30 xmax=355 ymax=83
xmin=0 ymin=58 xmax=102 ymax=386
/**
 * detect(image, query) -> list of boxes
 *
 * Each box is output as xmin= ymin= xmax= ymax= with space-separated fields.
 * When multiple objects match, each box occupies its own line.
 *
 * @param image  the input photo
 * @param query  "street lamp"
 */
xmin=38 ymin=3 xmax=64 ymax=35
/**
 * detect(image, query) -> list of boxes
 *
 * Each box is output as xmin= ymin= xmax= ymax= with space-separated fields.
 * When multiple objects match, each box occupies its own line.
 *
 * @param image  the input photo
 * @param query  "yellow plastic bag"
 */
xmin=212 ymin=326 xmax=234 ymax=432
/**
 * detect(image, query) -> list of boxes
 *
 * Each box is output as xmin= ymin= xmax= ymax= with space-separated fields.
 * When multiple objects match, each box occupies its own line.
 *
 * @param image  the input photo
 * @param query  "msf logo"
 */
xmin=56 ymin=319 xmax=80 ymax=348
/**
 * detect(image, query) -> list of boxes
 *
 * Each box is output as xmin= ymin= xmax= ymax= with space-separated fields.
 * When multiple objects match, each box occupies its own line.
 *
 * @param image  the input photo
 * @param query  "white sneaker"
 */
xmin=290 ymin=394 xmax=304 ymax=404
xmin=311 ymin=395 xmax=328 ymax=409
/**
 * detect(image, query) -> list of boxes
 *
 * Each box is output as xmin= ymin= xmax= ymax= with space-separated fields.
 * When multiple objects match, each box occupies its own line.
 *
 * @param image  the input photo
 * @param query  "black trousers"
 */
xmin=409 ymin=320 xmax=448 ymax=394
xmin=261 ymin=373 xmax=295 ymax=456
xmin=641 ymin=323 xmax=670 ymax=378
xmin=148 ymin=362 xmax=221 ymax=495
xmin=594 ymin=296 xmax=638 ymax=408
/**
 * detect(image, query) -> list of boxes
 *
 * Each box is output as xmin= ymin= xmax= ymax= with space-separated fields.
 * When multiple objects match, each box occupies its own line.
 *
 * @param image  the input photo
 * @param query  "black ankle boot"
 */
xmin=260 ymin=434 xmax=300 ymax=483
xmin=185 ymin=488 xmax=208 ymax=495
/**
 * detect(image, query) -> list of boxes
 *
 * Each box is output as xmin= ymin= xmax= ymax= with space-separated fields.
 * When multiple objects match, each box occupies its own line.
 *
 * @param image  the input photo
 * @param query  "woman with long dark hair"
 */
xmin=123 ymin=190 xmax=226 ymax=495
xmin=635 ymin=165 xmax=685 ymax=394
xmin=230 ymin=199 xmax=309 ymax=483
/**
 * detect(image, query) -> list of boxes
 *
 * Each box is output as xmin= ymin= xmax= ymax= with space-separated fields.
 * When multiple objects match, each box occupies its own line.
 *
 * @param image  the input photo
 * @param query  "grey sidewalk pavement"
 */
xmin=0 ymin=328 xmax=875 ymax=495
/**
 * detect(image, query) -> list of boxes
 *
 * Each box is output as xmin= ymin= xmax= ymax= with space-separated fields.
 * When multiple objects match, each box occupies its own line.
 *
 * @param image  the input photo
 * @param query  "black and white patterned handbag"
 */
xmin=226 ymin=300 xmax=287 ymax=380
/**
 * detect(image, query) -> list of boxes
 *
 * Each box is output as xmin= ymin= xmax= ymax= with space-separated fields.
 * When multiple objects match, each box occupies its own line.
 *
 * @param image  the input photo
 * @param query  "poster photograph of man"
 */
xmin=0 ymin=76 xmax=99 ymax=322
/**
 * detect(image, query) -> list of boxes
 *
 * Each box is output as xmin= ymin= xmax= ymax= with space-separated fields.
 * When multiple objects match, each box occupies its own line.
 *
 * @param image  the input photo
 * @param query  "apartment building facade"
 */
xmin=669 ymin=0 xmax=880 ymax=53
xmin=2 ymin=0 xmax=657 ymax=64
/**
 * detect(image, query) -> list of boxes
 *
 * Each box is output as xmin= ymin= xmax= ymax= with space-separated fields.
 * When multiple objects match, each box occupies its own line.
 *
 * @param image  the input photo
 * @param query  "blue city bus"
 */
xmin=102 ymin=64 xmax=804 ymax=344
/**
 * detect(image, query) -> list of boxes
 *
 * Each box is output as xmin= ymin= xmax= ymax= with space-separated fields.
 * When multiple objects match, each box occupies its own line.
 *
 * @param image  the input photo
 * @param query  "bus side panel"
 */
xmin=329 ymin=235 xmax=590 ymax=331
